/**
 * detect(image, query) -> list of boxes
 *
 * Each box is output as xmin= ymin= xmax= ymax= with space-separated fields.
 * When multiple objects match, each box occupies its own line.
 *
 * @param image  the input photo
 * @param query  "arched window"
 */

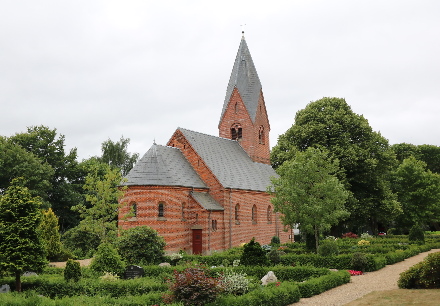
xmin=259 ymin=126 xmax=265 ymax=144
xmin=158 ymin=202 xmax=165 ymax=218
xmin=132 ymin=202 xmax=137 ymax=217
xmin=252 ymin=205 xmax=257 ymax=224
xmin=267 ymin=206 xmax=272 ymax=223
xmin=235 ymin=102 xmax=238 ymax=113
xmin=231 ymin=124 xmax=242 ymax=141
xmin=211 ymin=219 xmax=217 ymax=231
xmin=235 ymin=204 xmax=240 ymax=222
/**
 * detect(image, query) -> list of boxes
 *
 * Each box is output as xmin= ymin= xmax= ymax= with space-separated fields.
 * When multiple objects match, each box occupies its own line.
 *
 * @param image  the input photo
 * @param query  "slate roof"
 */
xmin=122 ymin=144 xmax=207 ymax=188
xmin=179 ymin=128 xmax=277 ymax=192
xmin=220 ymin=35 xmax=262 ymax=124
xmin=191 ymin=191 xmax=224 ymax=211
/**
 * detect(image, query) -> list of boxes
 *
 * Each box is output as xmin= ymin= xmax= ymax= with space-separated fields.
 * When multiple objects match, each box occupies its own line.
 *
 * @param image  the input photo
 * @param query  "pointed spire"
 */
xmin=220 ymin=35 xmax=262 ymax=123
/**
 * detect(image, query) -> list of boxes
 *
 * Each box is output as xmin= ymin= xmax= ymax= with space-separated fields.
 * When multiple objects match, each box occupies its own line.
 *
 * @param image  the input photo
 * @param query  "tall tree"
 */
xmin=99 ymin=136 xmax=139 ymax=176
xmin=270 ymin=147 xmax=350 ymax=251
xmin=271 ymin=97 xmax=401 ymax=233
xmin=391 ymin=156 xmax=440 ymax=229
xmin=9 ymin=126 xmax=84 ymax=231
xmin=66 ymin=160 xmax=126 ymax=257
xmin=0 ymin=136 xmax=54 ymax=201
xmin=0 ymin=178 xmax=47 ymax=292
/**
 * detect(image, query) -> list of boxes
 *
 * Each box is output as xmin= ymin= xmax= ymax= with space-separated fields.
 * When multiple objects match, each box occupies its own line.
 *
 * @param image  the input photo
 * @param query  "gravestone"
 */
xmin=261 ymin=271 xmax=278 ymax=285
xmin=159 ymin=262 xmax=171 ymax=267
xmin=0 ymin=284 xmax=10 ymax=293
xmin=124 ymin=265 xmax=144 ymax=279
xmin=22 ymin=271 xmax=38 ymax=277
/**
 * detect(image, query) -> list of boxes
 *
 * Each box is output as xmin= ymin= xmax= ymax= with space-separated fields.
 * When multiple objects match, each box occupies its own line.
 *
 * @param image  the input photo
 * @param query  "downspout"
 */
xmin=208 ymin=210 xmax=212 ymax=254
xmin=229 ymin=188 xmax=232 ymax=249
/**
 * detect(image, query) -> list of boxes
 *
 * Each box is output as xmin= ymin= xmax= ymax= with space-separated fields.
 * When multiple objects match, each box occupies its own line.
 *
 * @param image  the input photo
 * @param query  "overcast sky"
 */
xmin=1 ymin=0 xmax=439 ymax=161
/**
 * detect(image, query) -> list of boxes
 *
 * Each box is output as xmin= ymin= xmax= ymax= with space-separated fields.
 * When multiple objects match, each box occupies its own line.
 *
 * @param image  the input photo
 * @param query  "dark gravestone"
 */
xmin=124 ymin=265 xmax=144 ymax=279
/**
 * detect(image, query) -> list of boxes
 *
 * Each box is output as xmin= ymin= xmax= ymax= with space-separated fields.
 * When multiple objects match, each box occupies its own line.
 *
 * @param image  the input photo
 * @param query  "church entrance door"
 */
xmin=192 ymin=229 xmax=202 ymax=254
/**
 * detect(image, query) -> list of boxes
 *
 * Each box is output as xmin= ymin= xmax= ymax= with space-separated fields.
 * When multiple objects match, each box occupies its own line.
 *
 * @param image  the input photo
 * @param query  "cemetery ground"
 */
xmin=0 ymin=234 xmax=439 ymax=305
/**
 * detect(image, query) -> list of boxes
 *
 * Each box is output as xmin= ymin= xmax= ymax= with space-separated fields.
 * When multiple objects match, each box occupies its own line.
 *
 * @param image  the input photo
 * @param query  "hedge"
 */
xmin=297 ymin=270 xmax=351 ymax=298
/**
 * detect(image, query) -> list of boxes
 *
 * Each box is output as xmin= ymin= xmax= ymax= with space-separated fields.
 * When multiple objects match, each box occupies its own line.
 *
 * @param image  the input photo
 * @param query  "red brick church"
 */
xmin=118 ymin=34 xmax=290 ymax=254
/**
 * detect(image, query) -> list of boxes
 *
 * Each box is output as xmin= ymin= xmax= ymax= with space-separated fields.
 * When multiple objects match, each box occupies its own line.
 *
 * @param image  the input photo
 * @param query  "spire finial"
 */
xmin=153 ymin=138 xmax=156 ymax=145
xmin=240 ymin=24 xmax=246 ymax=37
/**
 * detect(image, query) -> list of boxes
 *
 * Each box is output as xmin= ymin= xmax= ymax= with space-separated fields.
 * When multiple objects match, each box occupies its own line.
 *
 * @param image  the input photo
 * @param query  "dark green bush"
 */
xmin=89 ymin=243 xmax=125 ymax=277
xmin=398 ymin=262 xmax=424 ymax=289
xmin=297 ymin=270 xmax=350 ymax=298
xmin=350 ymin=252 xmax=369 ymax=272
xmin=409 ymin=225 xmax=425 ymax=244
xmin=271 ymin=236 xmax=281 ymax=245
xmin=240 ymin=238 xmax=269 ymax=266
xmin=268 ymin=249 xmax=282 ymax=265
xmin=117 ymin=226 xmax=165 ymax=265
xmin=318 ymin=240 xmax=339 ymax=256
xmin=64 ymin=259 xmax=81 ymax=282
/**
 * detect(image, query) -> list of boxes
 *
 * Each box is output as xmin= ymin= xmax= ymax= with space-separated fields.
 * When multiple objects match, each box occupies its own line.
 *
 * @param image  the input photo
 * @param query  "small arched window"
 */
xmin=235 ymin=102 xmax=238 ymax=113
xmin=267 ymin=206 xmax=272 ymax=223
xmin=211 ymin=219 xmax=217 ymax=231
xmin=252 ymin=205 xmax=257 ymax=224
xmin=259 ymin=126 xmax=265 ymax=144
xmin=235 ymin=204 xmax=240 ymax=222
xmin=158 ymin=202 xmax=165 ymax=218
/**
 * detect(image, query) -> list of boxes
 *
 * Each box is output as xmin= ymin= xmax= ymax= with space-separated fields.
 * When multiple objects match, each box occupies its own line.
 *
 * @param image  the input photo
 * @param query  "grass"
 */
xmin=346 ymin=289 xmax=440 ymax=305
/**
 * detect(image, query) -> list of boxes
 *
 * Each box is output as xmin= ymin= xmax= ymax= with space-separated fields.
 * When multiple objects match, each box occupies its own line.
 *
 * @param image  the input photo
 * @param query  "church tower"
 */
xmin=218 ymin=33 xmax=271 ymax=164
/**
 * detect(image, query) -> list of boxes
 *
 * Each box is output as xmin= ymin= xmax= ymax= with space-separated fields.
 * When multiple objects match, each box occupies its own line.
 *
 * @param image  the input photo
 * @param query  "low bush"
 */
xmin=398 ymin=252 xmax=440 ymax=289
xmin=164 ymin=265 xmax=223 ymax=306
xmin=219 ymin=269 xmax=250 ymax=295
xmin=409 ymin=225 xmax=425 ymax=244
xmin=240 ymin=238 xmax=269 ymax=266
xmin=89 ymin=243 xmax=125 ymax=277
xmin=297 ymin=270 xmax=350 ymax=298
xmin=209 ymin=281 xmax=301 ymax=306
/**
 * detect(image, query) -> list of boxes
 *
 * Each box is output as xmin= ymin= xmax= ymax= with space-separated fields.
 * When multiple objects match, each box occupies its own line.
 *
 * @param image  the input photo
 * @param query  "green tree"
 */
xmin=38 ymin=208 xmax=63 ymax=261
xmin=0 ymin=178 xmax=47 ymax=292
xmin=9 ymin=126 xmax=84 ymax=231
xmin=271 ymin=97 xmax=400 ymax=233
xmin=391 ymin=156 xmax=440 ymax=229
xmin=66 ymin=160 xmax=125 ymax=256
xmin=117 ymin=226 xmax=165 ymax=265
xmin=89 ymin=243 xmax=125 ymax=276
xmin=0 ymin=136 xmax=54 ymax=201
xmin=270 ymin=147 xmax=350 ymax=251
xmin=98 ymin=136 xmax=139 ymax=176
xmin=418 ymin=144 xmax=440 ymax=174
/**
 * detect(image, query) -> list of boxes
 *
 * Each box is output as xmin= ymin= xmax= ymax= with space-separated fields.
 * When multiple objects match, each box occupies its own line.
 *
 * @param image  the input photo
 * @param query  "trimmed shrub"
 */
xmin=240 ymin=238 xmax=269 ymax=266
xmin=268 ymin=249 xmax=282 ymax=265
xmin=89 ymin=243 xmax=125 ymax=277
xmin=317 ymin=240 xmax=339 ymax=256
xmin=271 ymin=236 xmax=281 ymax=245
xmin=64 ymin=259 xmax=81 ymax=282
xmin=117 ymin=226 xmax=165 ymax=265
xmin=398 ymin=252 xmax=440 ymax=289
xmin=409 ymin=225 xmax=425 ymax=244
xmin=350 ymin=252 xmax=369 ymax=272
xmin=297 ymin=270 xmax=350 ymax=298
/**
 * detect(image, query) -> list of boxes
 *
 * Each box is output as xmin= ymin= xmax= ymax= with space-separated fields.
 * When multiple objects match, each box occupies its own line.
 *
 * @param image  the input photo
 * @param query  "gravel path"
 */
xmin=292 ymin=248 xmax=440 ymax=306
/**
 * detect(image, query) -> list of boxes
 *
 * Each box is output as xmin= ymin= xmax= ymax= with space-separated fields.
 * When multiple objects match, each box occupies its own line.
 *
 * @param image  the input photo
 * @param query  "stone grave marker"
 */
xmin=0 ymin=284 xmax=10 ymax=293
xmin=124 ymin=265 xmax=144 ymax=279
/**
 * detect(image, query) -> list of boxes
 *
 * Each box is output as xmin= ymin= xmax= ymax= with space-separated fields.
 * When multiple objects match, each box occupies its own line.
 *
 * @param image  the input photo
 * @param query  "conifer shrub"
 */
xmin=271 ymin=236 xmax=280 ymax=245
xmin=89 ymin=243 xmax=125 ymax=277
xmin=240 ymin=238 xmax=269 ymax=266
xmin=408 ymin=225 xmax=425 ymax=244
xmin=350 ymin=252 xmax=369 ymax=272
xmin=64 ymin=259 xmax=81 ymax=282
xmin=317 ymin=240 xmax=339 ymax=256
xmin=268 ymin=249 xmax=282 ymax=265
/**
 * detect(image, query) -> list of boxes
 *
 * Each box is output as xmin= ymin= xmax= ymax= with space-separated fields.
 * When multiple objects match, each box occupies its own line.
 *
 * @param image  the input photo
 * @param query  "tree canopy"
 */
xmin=98 ymin=136 xmax=139 ymax=176
xmin=270 ymin=147 xmax=350 ymax=251
xmin=271 ymin=97 xmax=401 ymax=233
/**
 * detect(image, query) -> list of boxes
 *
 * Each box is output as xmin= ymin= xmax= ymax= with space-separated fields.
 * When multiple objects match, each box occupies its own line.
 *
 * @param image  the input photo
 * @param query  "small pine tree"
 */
xmin=270 ymin=236 xmax=280 ymax=245
xmin=240 ymin=238 xmax=269 ymax=266
xmin=64 ymin=259 xmax=81 ymax=282
xmin=90 ymin=243 xmax=125 ymax=276
xmin=38 ymin=208 xmax=63 ymax=261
